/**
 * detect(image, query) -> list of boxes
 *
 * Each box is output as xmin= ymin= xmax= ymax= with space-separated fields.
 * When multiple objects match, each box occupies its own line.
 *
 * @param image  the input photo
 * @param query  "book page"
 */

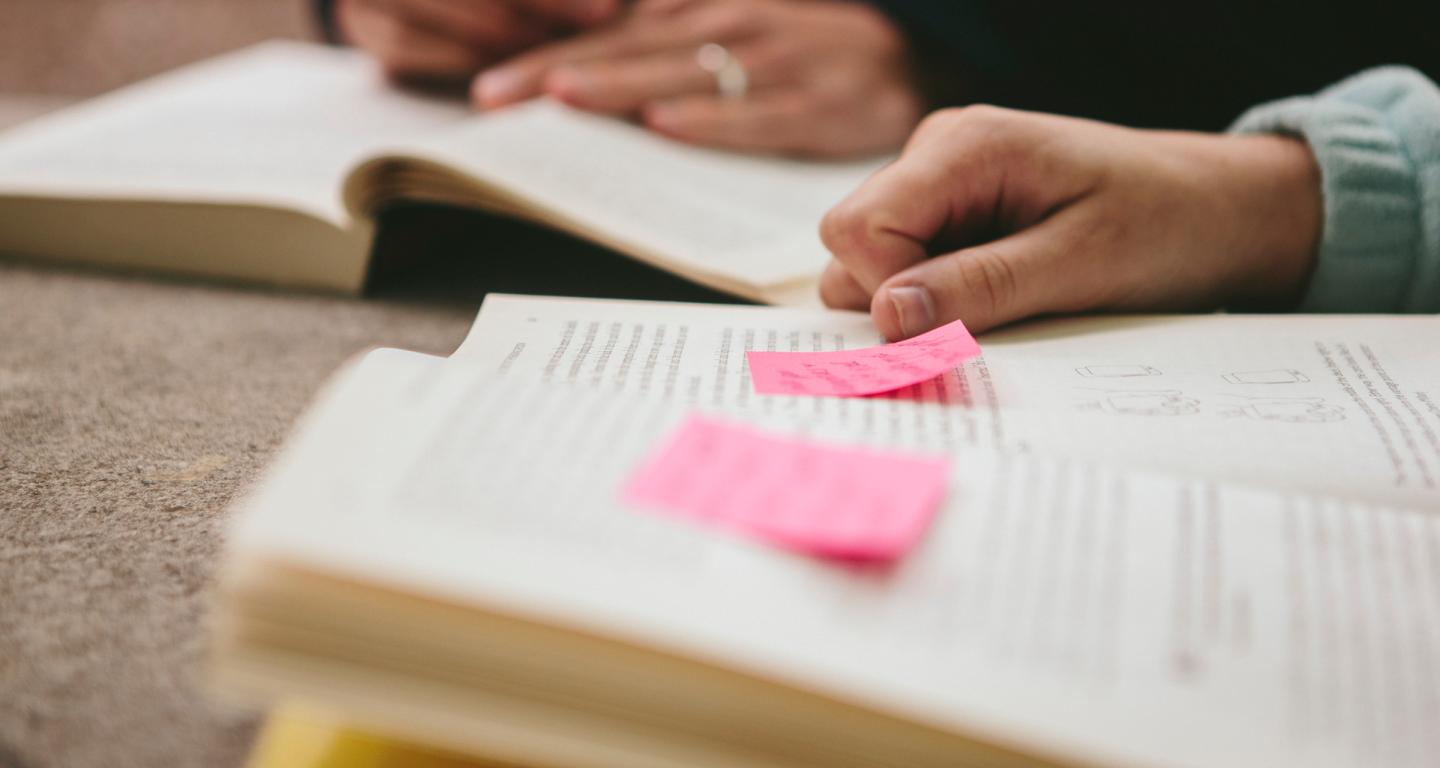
xmin=0 ymin=41 xmax=468 ymax=224
xmin=377 ymin=101 xmax=886 ymax=289
xmin=450 ymin=295 xmax=1440 ymax=507
xmin=232 ymin=349 xmax=1440 ymax=768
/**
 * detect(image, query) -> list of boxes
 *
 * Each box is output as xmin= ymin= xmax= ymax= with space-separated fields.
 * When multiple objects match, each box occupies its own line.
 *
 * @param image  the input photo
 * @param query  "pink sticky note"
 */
xmin=622 ymin=415 xmax=950 ymax=561
xmin=746 ymin=318 xmax=981 ymax=397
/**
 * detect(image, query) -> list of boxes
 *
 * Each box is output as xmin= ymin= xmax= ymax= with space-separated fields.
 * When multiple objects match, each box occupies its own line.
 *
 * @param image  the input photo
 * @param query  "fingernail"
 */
xmin=643 ymin=106 xmax=678 ymax=133
xmin=546 ymin=67 xmax=590 ymax=101
xmin=474 ymin=69 xmax=522 ymax=108
xmin=887 ymin=285 xmax=936 ymax=338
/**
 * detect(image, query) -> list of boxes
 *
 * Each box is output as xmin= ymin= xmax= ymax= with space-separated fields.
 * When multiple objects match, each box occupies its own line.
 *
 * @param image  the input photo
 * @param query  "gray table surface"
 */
xmin=0 ymin=255 xmax=477 ymax=768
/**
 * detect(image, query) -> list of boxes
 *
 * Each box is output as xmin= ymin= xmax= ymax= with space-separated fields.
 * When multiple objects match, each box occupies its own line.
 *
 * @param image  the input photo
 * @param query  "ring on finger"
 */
xmin=695 ymin=42 xmax=748 ymax=99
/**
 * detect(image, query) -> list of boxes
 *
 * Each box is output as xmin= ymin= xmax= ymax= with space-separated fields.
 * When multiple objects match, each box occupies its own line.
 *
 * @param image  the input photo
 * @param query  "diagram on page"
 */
xmin=1074 ymin=389 xmax=1202 ymax=416
xmin=1222 ymin=368 xmax=1311 ymax=385
xmin=1217 ymin=395 xmax=1345 ymax=423
xmin=1074 ymin=364 xmax=1163 ymax=378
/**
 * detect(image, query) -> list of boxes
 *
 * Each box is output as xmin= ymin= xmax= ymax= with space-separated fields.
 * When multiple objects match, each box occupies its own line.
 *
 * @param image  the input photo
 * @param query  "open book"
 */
xmin=449 ymin=295 xmax=1440 ymax=508
xmin=0 ymin=42 xmax=881 ymax=303
xmin=215 ymin=295 xmax=1440 ymax=768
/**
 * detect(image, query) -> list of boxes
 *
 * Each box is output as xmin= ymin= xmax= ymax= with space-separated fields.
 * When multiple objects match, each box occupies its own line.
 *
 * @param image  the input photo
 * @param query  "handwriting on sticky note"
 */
xmin=622 ymin=415 xmax=949 ymax=561
xmin=745 ymin=318 xmax=981 ymax=397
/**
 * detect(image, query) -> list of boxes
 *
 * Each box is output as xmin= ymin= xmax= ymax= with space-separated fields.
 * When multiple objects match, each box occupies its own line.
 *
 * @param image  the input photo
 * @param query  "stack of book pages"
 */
xmin=215 ymin=295 xmax=1440 ymax=768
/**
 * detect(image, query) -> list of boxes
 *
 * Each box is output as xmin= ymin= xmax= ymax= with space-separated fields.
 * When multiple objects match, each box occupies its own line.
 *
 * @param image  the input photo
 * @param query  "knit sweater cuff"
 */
xmin=1230 ymin=67 xmax=1437 ymax=313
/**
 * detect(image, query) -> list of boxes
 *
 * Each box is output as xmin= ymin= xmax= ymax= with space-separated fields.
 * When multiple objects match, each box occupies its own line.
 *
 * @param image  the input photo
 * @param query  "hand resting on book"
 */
xmin=338 ymin=0 xmax=925 ymax=156
xmin=470 ymin=0 xmax=926 ymax=157
xmin=336 ymin=0 xmax=621 ymax=81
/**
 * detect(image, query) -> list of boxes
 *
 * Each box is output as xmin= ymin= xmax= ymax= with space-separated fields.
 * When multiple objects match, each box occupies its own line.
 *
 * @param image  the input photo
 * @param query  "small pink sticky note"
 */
xmin=622 ymin=415 xmax=950 ymax=561
xmin=746 ymin=318 xmax=981 ymax=397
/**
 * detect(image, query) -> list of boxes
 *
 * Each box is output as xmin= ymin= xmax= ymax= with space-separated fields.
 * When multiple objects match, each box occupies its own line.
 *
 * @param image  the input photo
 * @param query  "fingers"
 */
xmin=544 ymin=51 xmax=716 ymax=112
xmin=473 ymin=3 xmax=758 ymax=108
xmin=631 ymin=0 xmax=699 ymax=15
xmin=819 ymin=158 xmax=950 ymax=294
xmin=817 ymin=109 xmax=1025 ymax=295
xmin=870 ymin=224 xmax=1070 ymax=339
xmin=819 ymin=259 xmax=871 ymax=311
xmin=822 ymin=105 xmax=1094 ymax=299
xmin=400 ymin=0 xmax=546 ymax=51
xmin=342 ymin=0 xmax=491 ymax=78
xmin=342 ymin=0 xmax=560 ymax=78
xmin=476 ymin=0 xmax=920 ymax=157
xmin=819 ymin=107 xmax=1105 ymax=328
xmin=522 ymin=0 xmax=623 ymax=26
xmin=641 ymin=92 xmax=827 ymax=153
xmin=472 ymin=27 xmax=658 ymax=108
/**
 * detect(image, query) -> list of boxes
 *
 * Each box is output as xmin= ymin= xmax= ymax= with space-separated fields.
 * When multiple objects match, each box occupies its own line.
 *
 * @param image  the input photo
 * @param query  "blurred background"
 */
xmin=0 ymin=0 xmax=312 ymax=127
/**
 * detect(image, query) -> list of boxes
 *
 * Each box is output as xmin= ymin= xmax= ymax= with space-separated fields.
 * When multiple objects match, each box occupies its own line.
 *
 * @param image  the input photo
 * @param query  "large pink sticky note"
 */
xmin=622 ymin=415 xmax=950 ymax=561
xmin=746 ymin=318 xmax=981 ymax=397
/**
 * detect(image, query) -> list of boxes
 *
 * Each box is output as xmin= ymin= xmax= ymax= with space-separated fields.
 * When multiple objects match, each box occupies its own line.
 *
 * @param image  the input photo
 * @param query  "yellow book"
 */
xmin=249 ymin=706 xmax=513 ymax=768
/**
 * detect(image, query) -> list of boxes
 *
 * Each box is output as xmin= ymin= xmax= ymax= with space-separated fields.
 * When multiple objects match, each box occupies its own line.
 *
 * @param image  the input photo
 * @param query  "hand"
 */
xmin=472 ymin=0 xmax=925 ymax=157
xmin=337 ymin=0 xmax=621 ymax=81
xmin=819 ymin=106 xmax=1324 ymax=338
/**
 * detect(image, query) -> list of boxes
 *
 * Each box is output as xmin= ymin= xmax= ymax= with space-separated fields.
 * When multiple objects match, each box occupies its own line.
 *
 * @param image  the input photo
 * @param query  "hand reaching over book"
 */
xmin=336 ymin=0 xmax=621 ymax=81
xmin=330 ymin=0 xmax=929 ymax=157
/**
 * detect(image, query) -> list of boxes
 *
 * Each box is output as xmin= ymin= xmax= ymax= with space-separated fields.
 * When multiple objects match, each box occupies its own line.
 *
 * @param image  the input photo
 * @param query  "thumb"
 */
xmin=870 ymin=223 xmax=1071 ymax=339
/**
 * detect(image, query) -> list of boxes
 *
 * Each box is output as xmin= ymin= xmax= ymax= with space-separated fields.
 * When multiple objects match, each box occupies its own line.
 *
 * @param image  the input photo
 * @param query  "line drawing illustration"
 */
xmin=1221 ymin=369 xmax=1310 ymax=385
xmin=1075 ymin=389 xmax=1201 ymax=416
xmin=1075 ymin=364 xmax=1163 ymax=378
xmin=1218 ymin=396 xmax=1345 ymax=423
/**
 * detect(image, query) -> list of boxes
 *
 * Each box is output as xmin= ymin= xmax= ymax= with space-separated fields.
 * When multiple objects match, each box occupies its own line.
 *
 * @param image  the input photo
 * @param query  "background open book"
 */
xmin=0 ymin=41 xmax=883 ymax=303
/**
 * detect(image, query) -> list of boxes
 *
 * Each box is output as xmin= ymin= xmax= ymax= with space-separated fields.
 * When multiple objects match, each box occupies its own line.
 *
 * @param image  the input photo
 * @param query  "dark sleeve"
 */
xmin=312 ymin=0 xmax=344 ymax=44
xmin=871 ymin=1 xmax=1439 ymax=131
xmin=866 ymin=0 xmax=1017 ymax=108
xmin=952 ymin=1 xmax=1440 ymax=131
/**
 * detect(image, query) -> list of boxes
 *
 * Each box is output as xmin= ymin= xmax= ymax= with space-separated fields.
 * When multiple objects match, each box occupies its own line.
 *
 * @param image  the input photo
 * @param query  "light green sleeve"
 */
xmin=1231 ymin=67 xmax=1440 ymax=313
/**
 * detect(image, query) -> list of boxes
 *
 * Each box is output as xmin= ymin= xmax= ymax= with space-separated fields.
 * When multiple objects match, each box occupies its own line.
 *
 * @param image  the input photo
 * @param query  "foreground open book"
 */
xmin=215 ymin=296 xmax=1440 ymax=768
xmin=0 ymin=42 xmax=880 ymax=303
